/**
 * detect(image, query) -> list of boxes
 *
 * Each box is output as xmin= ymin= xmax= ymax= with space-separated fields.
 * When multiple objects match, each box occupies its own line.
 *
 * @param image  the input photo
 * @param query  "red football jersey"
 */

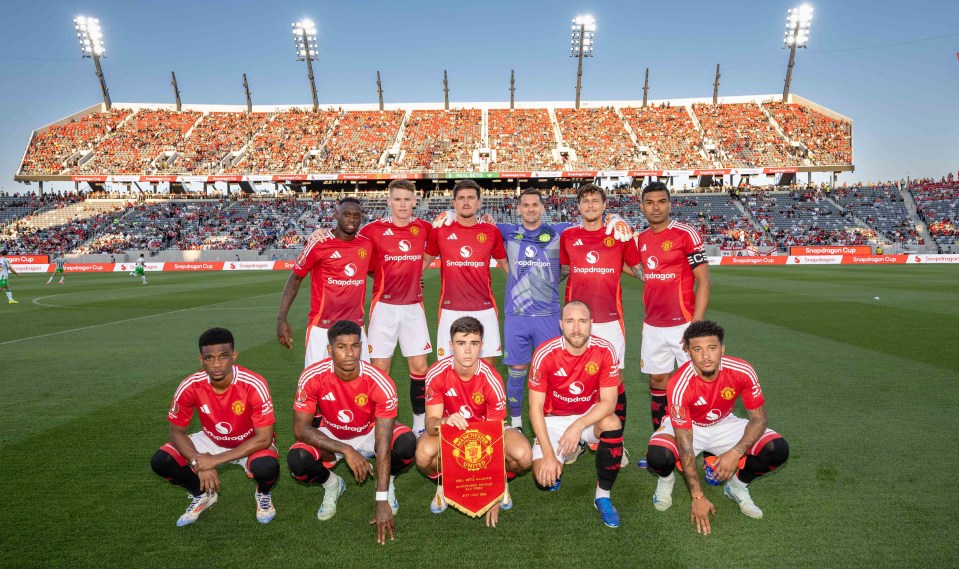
xmin=560 ymin=226 xmax=641 ymax=324
xmin=359 ymin=217 xmax=431 ymax=306
xmin=293 ymin=359 xmax=398 ymax=439
xmin=425 ymin=220 xmax=506 ymax=311
xmin=667 ymin=356 xmax=764 ymax=429
xmin=293 ymin=234 xmax=373 ymax=327
xmin=529 ymin=335 xmax=620 ymax=416
xmin=167 ymin=365 xmax=275 ymax=449
xmin=635 ymin=221 xmax=706 ymax=327
xmin=424 ymin=357 xmax=507 ymax=422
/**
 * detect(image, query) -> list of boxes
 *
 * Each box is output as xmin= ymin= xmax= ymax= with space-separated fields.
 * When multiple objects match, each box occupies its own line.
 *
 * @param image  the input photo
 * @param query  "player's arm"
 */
xmin=194 ymin=424 xmax=273 ymax=472
xmin=276 ymin=272 xmax=305 ymax=349
xmin=494 ymin=256 xmax=509 ymax=275
xmin=691 ymin=261 xmax=710 ymax=322
xmin=292 ymin=410 xmax=373 ymax=482
xmin=676 ymin=425 xmax=716 ymax=535
xmin=168 ymin=422 xmax=220 ymax=493
xmin=528 ymin=389 xmax=561 ymax=488
xmin=8 ymin=263 xmax=19 ymax=277
xmin=372 ymin=416 xmax=395 ymax=545
xmin=557 ymin=384 xmax=617 ymax=457
xmin=714 ymin=404 xmax=768 ymax=482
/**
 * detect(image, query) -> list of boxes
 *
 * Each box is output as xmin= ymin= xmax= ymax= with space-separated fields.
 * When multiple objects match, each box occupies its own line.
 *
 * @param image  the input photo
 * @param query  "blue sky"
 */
xmin=1 ymin=0 xmax=957 ymax=192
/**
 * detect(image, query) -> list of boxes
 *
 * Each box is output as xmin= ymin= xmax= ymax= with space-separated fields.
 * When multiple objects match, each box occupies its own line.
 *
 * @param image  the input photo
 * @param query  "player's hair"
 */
xmin=199 ymin=327 xmax=235 ymax=351
xmin=681 ymin=320 xmax=725 ymax=348
xmin=519 ymin=188 xmax=544 ymax=203
xmin=387 ymin=179 xmax=416 ymax=195
xmin=576 ymin=183 xmax=606 ymax=203
xmin=452 ymin=179 xmax=482 ymax=200
xmin=338 ymin=197 xmax=362 ymax=208
xmin=449 ymin=316 xmax=484 ymax=339
xmin=642 ymin=181 xmax=671 ymax=200
xmin=561 ymin=299 xmax=592 ymax=318
xmin=0 ymin=250 xmax=6 ymax=256
xmin=327 ymin=320 xmax=363 ymax=344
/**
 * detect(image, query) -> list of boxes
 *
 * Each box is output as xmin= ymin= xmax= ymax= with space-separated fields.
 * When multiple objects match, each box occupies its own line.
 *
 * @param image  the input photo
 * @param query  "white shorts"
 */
xmin=436 ymin=308 xmax=502 ymax=359
xmin=650 ymin=415 xmax=780 ymax=457
xmin=188 ymin=432 xmax=277 ymax=474
xmin=591 ymin=321 xmax=626 ymax=369
xmin=318 ymin=426 xmax=378 ymax=460
xmin=531 ymin=411 xmax=601 ymax=462
xmin=305 ymin=325 xmax=370 ymax=367
xmin=641 ymin=322 xmax=691 ymax=374
xmin=367 ymin=302 xmax=432 ymax=359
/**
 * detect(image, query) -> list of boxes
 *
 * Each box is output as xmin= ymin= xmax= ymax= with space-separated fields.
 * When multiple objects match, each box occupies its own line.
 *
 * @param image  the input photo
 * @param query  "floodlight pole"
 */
xmin=713 ymin=63 xmax=721 ymax=105
xmin=243 ymin=73 xmax=252 ymax=113
xmin=574 ymin=23 xmax=585 ymax=110
xmin=92 ymin=54 xmax=112 ymax=110
xmin=783 ymin=41 xmax=798 ymax=102
xmin=443 ymin=70 xmax=450 ymax=110
xmin=376 ymin=70 xmax=384 ymax=111
xmin=642 ymin=67 xmax=650 ymax=108
xmin=300 ymin=28 xmax=319 ymax=111
xmin=171 ymin=71 xmax=182 ymax=111
xmin=510 ymin=69 xmax=515 ymax=110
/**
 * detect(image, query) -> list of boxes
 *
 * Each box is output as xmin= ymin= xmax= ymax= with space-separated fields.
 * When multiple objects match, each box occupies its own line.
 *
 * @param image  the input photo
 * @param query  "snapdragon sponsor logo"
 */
xmin=516 ymin=259 xmax=550 ymax=268
xmin=445 ymin=260 xmax=486 ymax=268
xmin=644 ymin=272 xmax=677 ymax=281
xmin=551 ymin=389 xmax=596 ymax=404
xmin=571 ymin=266 xmax=615 ymax=275
xmin=327 ymin=278 xmax=365 ymax=286
xmin=203 ymin=426 xmax=254 ymax=442
xmin=384 ymin=253 xmax=422 ymax=262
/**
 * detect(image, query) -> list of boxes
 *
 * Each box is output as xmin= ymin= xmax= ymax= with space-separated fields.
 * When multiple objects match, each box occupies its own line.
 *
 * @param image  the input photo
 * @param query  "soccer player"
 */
xmin=277 ymin=198 xmax=373 ymax=367
xmin=423 ymin=179 xmax=508 ymax=368
xmin=635 ymin=181 xmax=711 ymax=436
xmin=46 ymin=252 xmax=66 ymax=285
xmin=150 ymin=327 xmax=280 ymax=526
xmin=131 ymin=253 xmax=148 ymax=285
xmin=528 ymin=301 xmax=625 ymax=528
xmin=645 ymin=321 xmax=789 ymax=535
xmin=287 ymin=320 xmax=416 ymax=545
xmin=360 ymin=179 xmax=434 ymax=435
xmin=415 ymin=316 xmax=532 ymax=527
xmin=560 ymin=184 xmax=642 ymax=437
xmin=0 ymin=250 xmax=19 ymax=304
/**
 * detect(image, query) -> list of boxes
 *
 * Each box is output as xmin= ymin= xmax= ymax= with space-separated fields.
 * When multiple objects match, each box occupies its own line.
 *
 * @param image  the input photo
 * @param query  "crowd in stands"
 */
xmin=398 ymin=109 xmax=482 ymax=172
xmin=554 ymin=107 xmax=641 ymax=170
xmin=2 ymin=201 xmax=128 ymax=255
xmin=79 ymin=110 xmax=201 ymax=174
xmin=833 ymin=185 xmax=917 ymax=244
xmin=621 ymin=105 xmax=714 ymax=169
xmin=231 ymin=109 xmax=338 ymax=173
xmin=167 ymin=112 xmax=272 ymax=174
xmin=763 ymin=101 xmax=852 ymax=166
xmin=487 ymin=109 xmax=560 ymax=171
xmin=315 ymin=111 xmax=404 ymax=173
xmin=19 ymin=109 xmax=132 ymax=175
xmin=910 ymin=175 xmax=958 ymax=246
xmin=693 ymin=103 xmax=794 ymax=167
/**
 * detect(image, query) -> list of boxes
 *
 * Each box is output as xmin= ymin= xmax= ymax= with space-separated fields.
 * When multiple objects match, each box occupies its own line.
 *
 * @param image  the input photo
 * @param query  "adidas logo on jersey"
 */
xmin=694 ymin=396 xmax=708 ymax=406
xmin=555 ymin=368 xmax=568 ymax=377
xmin=445 ymin=388 xmax=457 ymax=397
xmin=447 ymin=233 xmax=458 ymax=240
xmin=199 ymin=404 xmax=211 ymax=414
xmin=322 ymin=392 xmax=337 ymax=401
xmin=330 ymin=251 xmax=342 ymax=259
xmin=383 ymin=228 xmax=394 ymax=236
xmin=573 ymin=239 xmax=584 ymax=246
xmin=641 ymin=243 xmax=647 ymax=252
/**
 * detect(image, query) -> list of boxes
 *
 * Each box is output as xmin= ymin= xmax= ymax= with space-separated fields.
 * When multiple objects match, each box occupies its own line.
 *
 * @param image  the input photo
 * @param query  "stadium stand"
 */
xmin=762 ymin=101 xmax=852 ymax=166
xmin=487 ymin=109 xmax=560 ymax=171
xmin=397 ymin=109 xmax=482 ymax=172
xmin=833 ymin=186 xmax=917 ymax=245
xmin=229 ymin=109 xmax=338 ymax=173
xmin=315 ymin=110 xmax=404 ymax=173
xmin=77 ymin=110 xmax=201 ymax=174
xmin=165 ymin=112 xmax=272 ymax=174
xmin=910 ymin=179 xmax=958 ymax=247
xmin=693 ymin=103 xmax=794 ymax=167
xmin=742 ymin=189 xmax=883 ymax=249
xmin=620 ymin=105 xmax=715 ymax=169
xmin=19 ymin=109 xmax=132 ymax=175
xmin=554 ymin=107 xmax=641 ymax=170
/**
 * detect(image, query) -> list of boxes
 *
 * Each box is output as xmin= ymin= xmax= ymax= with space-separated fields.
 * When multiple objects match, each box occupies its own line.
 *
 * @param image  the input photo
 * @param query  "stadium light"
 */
xmin=292 ymin=19 xmax=320 ymax=111
xmin=782 ymin=4 xmax=813 ymax=101
xmin=74 ymin=16 xmax=112 ymax=110
xmin=570 ymin=14 xmax=596 ymax=110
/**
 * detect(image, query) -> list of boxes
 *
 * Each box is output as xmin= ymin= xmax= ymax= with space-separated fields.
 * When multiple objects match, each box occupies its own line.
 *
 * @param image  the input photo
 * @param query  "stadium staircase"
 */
xmin=759 ymin=104 xmax=810 ymax=167
xmin=898 ymin=186 xmax=936 ymax=253
xmin=732 ymin=199 xmax=765 ymax=232
xmin=615 ymin=107 xmax=658 ymax=168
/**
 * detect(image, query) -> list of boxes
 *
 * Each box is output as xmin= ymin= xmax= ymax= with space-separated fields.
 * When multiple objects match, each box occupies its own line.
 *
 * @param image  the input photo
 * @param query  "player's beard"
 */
xmin=564 ymin=333 xmax=588 ymax=350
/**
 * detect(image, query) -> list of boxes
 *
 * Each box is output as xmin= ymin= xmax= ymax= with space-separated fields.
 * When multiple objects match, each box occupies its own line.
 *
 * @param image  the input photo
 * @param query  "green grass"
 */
xmin=1 ymin=266 xmax=957 ymax=568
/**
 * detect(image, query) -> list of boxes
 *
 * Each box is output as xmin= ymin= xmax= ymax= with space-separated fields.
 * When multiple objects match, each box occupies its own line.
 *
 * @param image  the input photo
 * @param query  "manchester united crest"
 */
xmin=355 ymin=393 xmax=369 ymax=406
xmin=358 ymin=248 xmax=367 ymax=258
xmin=451 ymin=429 xmax=495 ymax=472
xmin=410 ymin=225 xmax=420 ymax=236
xmin=720 ymin=387 xmax=736 ymax=400
xmin=585 ymin=361 xmax=599 ymax=375
xmin=661 ymin=240 xmax=673 ymax=252
xmin=438 ymin=347 xmax=445 ymax=357
xmin=231 ymin=401 xmax=246 ymax=415
xmin=477 ymin=233 xmax=488 ymax=243
xmin=471 ymin=392 xmax=485 ymax=405
xmin=603 ymin=236 xmax=615 ymax=247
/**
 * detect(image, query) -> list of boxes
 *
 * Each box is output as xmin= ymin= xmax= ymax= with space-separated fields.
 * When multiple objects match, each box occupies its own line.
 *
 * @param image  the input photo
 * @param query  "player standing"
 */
xmin=277 ymin=198 xmax=373 ymax=367
xmin=528 ymin=301 xmax=625 ymax=528
xmin=46 ymin=252 xmax=66 ymax=285
xmin=423 ymin=179 xmax=508 ymax=368
xmin=0 ymin=250 xmax=19 ymax=304
xmin=415 ymin=316 xmax=532 ymax=526
xmin=287 ymin=320 xmax=416 ymax=545
xmin=645 ymin=321 xmax=789 ymax=534
xmin=150 ymin=328 xmax=280 ymax=526
xmin=635 ymin=181 xmax=711 ymax=437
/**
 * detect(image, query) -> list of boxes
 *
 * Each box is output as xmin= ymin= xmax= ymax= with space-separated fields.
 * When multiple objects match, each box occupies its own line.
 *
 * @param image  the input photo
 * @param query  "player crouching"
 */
xmin=528 ymin=301 xmax=625 ymax=528
xmin=150 ymin=328 xmax=280 ymax=526
xmin=287 ymin=320 xmax=416 ymax=545
xmin=414 ymin=317 xmax=532 ymax=527
xmin=644 ymin=320 xmax=789 ymax=535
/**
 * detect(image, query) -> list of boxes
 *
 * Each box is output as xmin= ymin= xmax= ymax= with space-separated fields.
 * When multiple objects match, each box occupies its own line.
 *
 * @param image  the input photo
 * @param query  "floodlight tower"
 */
xmin=782 ymin=5 xmax=813 ymax=102
xmin=74 ymin=16 xmax=111 ymax=110
xmin=570 ymin=15 xmax=596 ymax=110
xmin=292 ymin=19 xmax=320 ymax=111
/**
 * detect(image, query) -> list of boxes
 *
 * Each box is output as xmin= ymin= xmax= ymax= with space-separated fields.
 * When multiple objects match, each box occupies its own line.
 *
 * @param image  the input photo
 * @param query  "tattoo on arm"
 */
xmin=374 ymin=418 xmax=394 ymax=491
xmin=732 ymin=405 xmax=768 ymax=456
xmin=676 ymin=429 xmax=703 ymax=496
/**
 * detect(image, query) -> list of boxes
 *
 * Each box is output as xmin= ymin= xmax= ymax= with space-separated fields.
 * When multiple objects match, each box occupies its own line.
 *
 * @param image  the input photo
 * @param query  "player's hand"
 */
xmin=485 ymin=503 xmax=500 ymax=528
xmin=480 ymin=213 xmax=495 ymax=224
xmin=193 ymin=453 xmax=218 ymax=472
xmin=556 ymin=422 xmax=582 ymax=459
xmin=197 ymin=467 xmax=220 ymax=494
xmin=276 ymin=318 xmax=293 ymax=350
xmin=307 ymin=228 xmax=333 ymax=243
xmin=604 ymin=213 xmax=633 ymax=242
xmin=714 ymin=450 xmax=742 ymax=482
xmin=535 ymin=454 xmax=563 ymax=488
xmin=690 ymin=496 xmax=716 ymax=535
xmin=431 ymin=209 xmax=456 ymax=228
xmin=370 ymin=500 xmax=395 ymax=545
xmin=442 ymin=413 xmax=469 ymax=430
xmin=344 ymin=448 xmax=374 ymax=482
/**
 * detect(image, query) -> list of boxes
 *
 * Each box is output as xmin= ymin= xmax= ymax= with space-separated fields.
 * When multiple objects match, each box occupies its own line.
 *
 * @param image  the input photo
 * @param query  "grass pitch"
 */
xmin=0 ymin=266 xmax=956 ymax=568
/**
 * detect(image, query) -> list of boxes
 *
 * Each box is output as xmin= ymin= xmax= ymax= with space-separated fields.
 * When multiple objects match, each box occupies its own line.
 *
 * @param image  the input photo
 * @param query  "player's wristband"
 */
xmin=375 ymin=491 xmax=389 ymax=502
xmin=691 ymin=494 xmax=706 ymax=500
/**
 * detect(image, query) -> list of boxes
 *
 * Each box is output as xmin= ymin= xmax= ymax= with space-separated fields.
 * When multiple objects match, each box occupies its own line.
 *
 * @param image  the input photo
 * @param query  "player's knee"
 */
xmin=648 ymin=374 xmax=670 ymax=389
xmin=598 ymin=413 xmax=621 ymax=433
xmin=646 ymin=443 xmax=677 ymax=476
xmin=249 ymin=455 xmax=280 ymax=484
xmin=391 ymin=431 xmax=417 ymax=463
xmin=150 ymin=449 xmax=181 ymax=478
xmin=286 ymin=448 xmax=315 ymax=477
xmin=759 ymin=437 xmax=789 ymax=468
xmin=508 ymin=440 xmax=533 ymax=470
